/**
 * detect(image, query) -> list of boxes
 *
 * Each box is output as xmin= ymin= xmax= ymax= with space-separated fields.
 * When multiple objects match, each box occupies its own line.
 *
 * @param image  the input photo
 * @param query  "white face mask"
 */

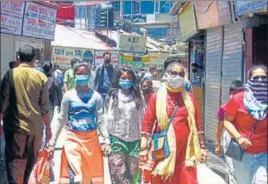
xmin=166 ymin=74 xmax=184 ymax=88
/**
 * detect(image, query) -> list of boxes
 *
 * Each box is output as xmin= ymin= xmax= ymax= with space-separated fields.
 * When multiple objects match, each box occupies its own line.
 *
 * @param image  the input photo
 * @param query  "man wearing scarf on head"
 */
xmin=139 ymin=57 xmax=207 ymax=184
xmin=224 ymin=65 xmax=268 ymax=184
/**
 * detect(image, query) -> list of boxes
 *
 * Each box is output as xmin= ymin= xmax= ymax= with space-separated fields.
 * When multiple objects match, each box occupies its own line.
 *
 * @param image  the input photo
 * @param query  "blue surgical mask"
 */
xmin=75 ymin=75 xmax=90 ymax=87
xmin=119 ymin=79 xmax=133 ymax=89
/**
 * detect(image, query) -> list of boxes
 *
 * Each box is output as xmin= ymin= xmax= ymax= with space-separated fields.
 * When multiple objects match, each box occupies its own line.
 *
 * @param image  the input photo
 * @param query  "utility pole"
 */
xmin=120 ymin=0 xmax=124 ymax=20
xmin=106 ymin=8 xmax=109 ymax=45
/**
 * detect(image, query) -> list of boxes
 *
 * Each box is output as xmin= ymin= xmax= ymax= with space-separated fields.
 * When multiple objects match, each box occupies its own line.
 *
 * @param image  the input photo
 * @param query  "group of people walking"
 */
xmin=0 ymin=44 xmax=267 ymax=184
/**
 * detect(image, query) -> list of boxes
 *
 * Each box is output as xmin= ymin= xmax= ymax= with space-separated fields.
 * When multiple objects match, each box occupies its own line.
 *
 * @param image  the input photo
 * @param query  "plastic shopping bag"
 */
xmin=28 ymin=148 xmax=52 ymax=184
xmin=197 ymin=164 xmax=227 ymax=184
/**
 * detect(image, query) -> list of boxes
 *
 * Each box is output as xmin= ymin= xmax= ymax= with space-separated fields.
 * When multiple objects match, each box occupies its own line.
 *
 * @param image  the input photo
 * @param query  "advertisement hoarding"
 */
xmin=22 ymin=2 xmax=57 ymax=40
xmin=52 ymin=46 xmax=94 ymax=70
xmin=0 ymin=1 xmax=24 ymax=35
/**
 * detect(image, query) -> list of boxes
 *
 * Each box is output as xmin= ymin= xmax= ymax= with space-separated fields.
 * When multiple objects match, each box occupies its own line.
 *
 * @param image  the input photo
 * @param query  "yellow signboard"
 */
xmin=179 ymin=2 xmax=198 ymax=42
xmin=148 ymin=52 xmax=169 ymax=65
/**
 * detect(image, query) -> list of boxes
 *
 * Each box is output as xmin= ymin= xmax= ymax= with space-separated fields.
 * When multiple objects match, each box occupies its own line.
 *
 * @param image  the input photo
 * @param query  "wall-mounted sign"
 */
xmin=95 ymin=50 xmax=119 ymax=67
xmin=179 ymin=2 xmax=198 ymax=42
xmin=118 ymin=34 xmax=147 ymax=54
xmin=22 ymin=2 xmax=57 ymax=40
xmin=148 ymin=52 xmax=169 ymax=66
xmin=236 ymin=1 xmax=268 ymax=16
xmin=52 ymin=46 xmax=94 ymax=70
xmin=0 ymin=1 xmax=24 ymax=35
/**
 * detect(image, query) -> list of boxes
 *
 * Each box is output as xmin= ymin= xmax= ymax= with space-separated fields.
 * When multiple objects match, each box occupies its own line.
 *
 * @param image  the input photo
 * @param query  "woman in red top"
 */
xmin=224 ymin=65 xmax=268 ymax=184
xmin=139 ymin=57 xmax=207 ymax=184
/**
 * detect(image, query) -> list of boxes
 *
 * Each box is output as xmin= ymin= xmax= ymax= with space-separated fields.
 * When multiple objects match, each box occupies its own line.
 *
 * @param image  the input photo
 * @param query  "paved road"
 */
xmin=1 ymin=121 xmax=227 ymax=184
xmin=51 ymin=129 xmax=227 ymax=184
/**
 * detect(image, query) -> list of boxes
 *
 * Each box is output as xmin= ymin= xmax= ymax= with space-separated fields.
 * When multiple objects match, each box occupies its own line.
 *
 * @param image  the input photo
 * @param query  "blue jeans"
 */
xmin=222 ymin=130 xmax=236 ymax=184
xmin=233 ymin=152 xmax=267 ymax=184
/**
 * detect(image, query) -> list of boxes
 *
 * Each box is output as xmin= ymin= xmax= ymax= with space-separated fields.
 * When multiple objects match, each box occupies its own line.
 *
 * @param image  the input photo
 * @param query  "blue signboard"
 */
xmin=236 ymin=1 xmax=268 ymax=16
xmin=123 ymin=14 xmax=146 ymax=23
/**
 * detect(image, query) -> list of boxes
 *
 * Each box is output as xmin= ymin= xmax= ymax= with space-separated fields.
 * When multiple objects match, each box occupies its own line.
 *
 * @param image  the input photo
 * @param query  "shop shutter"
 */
xmin=1 ymin=34 xmax=15 ymax=79
xmin=204 ymin=27 xmax=223 ymax=143
xmin=221 ymin=23 xmax=243 ymax=103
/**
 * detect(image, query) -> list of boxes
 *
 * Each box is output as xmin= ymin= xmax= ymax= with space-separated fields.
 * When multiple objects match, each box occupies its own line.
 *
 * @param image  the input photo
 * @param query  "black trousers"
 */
xmin=4 ymin=129 xmax=42 ymax=184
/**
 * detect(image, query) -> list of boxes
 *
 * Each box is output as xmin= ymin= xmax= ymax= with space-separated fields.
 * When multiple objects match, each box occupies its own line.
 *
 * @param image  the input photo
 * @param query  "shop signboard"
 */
xmin=52 ymin=46 xmax=94 ymax=70
xmin=22 ymin=2 xmax=57 ymax=40
xmin=148 ymin=52 xmax=169 ymax=66
xmin=95 ymin=50 xmax=119 ymax=67
xmin=179 ymin=2 xmax=198 ymax=42
xmin=118 ymin=34 xmax=147 ymax=54
xmin=0 ymin=1 xmax=24 ymax=35
xmin=236 ymin=1 xmax=268 ymax=16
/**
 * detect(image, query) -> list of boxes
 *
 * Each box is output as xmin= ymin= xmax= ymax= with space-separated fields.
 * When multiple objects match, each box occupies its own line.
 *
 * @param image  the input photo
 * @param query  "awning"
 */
xmin=52 ymin=24 xmax=115 ymax=50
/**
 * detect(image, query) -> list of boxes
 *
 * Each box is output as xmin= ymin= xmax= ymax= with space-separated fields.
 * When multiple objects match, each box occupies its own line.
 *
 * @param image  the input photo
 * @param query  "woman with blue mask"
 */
xmin=48 ymin=62 xmax=111 ymax=184
xmin=104 ymin=67 xmax=144 ymax=184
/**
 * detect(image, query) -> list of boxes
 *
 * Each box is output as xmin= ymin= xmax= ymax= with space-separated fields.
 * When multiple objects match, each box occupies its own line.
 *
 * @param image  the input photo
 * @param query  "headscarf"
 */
xmin=244 ymin=77 xmax=268 ymax=120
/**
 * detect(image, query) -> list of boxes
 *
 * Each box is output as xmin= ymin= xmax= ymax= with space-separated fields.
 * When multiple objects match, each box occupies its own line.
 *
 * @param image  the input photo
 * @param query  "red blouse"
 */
xmin=225 ymin=91 xmax=268 ymax=154
xmin=142 ymin=91 xmax=203 ymax=135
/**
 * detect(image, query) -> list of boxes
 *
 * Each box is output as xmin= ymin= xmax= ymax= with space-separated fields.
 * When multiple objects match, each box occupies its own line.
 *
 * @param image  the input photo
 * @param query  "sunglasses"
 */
xmin=252 ymin=76 xmax=267 ymax=80
xmin=167 ymin=70 xmax=184 ymax=77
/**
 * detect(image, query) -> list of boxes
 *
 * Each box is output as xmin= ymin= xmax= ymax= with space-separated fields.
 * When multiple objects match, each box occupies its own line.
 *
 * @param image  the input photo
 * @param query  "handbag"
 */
xmin=151 ymin=104 xmax=179 ymax=161
xmin=225 ymin=120 xmax=259 ymax=161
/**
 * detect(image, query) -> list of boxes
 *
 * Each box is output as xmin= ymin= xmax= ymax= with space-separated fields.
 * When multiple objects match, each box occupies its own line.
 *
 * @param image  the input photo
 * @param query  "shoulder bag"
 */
xmin=151 ymin=104 xmax=179 ymax=161
xmin=225 ymin=120 xmax=259 ymax=161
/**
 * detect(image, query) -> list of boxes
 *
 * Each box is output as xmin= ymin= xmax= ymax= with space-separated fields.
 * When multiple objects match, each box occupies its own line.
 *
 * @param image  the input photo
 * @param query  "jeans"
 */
xmin=233 ymin=152 xmax=267 ymax=184
xmin=222 ymin=130 xmax=236 ymax=184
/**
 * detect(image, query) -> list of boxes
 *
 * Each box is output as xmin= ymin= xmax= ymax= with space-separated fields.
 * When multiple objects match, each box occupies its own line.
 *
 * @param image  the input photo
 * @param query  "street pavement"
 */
xmin=51 ymin=129 xmax=227 ymax=184
xmin=1 ymin=122 xmax=227 ymax=184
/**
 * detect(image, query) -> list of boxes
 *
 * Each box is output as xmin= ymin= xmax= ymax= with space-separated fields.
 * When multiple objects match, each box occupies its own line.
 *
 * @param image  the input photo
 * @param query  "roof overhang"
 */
xmin=169 ymin=1 xmax=187 ymax=16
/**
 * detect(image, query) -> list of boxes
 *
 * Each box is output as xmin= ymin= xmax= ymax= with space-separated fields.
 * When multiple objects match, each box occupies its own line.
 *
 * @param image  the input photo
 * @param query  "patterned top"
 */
xmin=105 ymin=90 xmax=144 ymax=142
xmin=51 ymin=88 xmax=110 ymax=145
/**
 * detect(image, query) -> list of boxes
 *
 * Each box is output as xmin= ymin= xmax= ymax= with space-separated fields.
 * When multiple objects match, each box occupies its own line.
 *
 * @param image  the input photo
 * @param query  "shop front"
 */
xmin=236 ymin=1 xmax=268 ymax=78
xmin=0 ymin=1 xmax=57 ymax=78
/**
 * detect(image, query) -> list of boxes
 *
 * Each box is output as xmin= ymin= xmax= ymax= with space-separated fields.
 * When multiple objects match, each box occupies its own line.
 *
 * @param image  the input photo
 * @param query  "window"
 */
xmin=112 ymin=1 xmax=120 ymax=11
xmin=131 ymin=1 xmax=140 ymax=14
xmin=76 ymin=6 xmax=86 ymax=18
xmin=141 ymin=1 xmax=154 ymax=14
xmin=154 ymin=1 xmax=160 ymax=13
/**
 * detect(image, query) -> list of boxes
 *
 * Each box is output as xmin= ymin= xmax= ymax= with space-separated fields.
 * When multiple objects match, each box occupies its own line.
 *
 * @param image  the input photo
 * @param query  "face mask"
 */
xmin=75 ymin=75 xmax=90 ymax=87
xmin=142 ymin=86 xmax=153 ymax=94
xmin=119 ymin=79 xmax=133 ymax=89
xmin=166 ymin=74 xmax=184 ymax=88
xmin=104 ymin=59 xmax=111 ymax=64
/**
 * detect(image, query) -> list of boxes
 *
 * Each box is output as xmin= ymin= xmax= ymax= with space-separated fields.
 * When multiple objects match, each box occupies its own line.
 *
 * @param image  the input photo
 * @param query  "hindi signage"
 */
xmin=22 ymin=2 xmax=57 ymax=40
xmin=0 ymin=1 xmax=24 ymax=35
xmin=95 ymin=50 xmax=119 ymax=67
xmin=118 ymin=34 xmax=147 ymax=54
xmin=52 ymin=46 xmax=94 ymax=70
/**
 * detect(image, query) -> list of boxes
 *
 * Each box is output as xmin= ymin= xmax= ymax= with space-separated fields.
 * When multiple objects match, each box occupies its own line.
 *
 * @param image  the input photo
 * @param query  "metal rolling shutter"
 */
xmin=1 ymin=34 xmax=15 ymax=79
xmin=221 ymin=23 xmax=243 ymax=103
xmin=204 ymin=27 xmax=223 ymax=143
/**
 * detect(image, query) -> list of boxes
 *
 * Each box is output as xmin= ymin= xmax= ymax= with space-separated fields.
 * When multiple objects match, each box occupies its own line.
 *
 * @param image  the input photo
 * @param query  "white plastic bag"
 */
xmin=197 ymin=164 xmax=227 ymax=184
